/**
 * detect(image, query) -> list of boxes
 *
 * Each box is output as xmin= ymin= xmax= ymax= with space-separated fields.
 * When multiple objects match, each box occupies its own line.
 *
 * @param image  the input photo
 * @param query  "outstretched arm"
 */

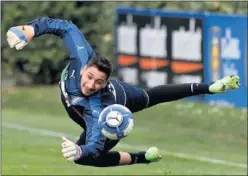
xmin=61 ymin=93 xmax=107 ymax=161
xmin=7 ymin=17 xmax=94 ymax=66
xmin=77 ymin=94 xmax=107 ymax=159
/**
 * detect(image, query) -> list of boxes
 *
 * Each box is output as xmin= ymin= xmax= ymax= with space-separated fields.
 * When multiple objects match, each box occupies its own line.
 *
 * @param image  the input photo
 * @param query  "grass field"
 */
xmin=2 ymin=86 xmax=247 ymax=175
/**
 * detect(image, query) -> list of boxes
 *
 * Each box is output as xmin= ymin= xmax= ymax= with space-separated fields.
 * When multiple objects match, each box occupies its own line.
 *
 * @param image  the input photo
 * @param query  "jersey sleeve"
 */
xmin=79 ymin=93 xmax=107 ymax=158
xmin=27 ymin=17 xmax=94 ymax=67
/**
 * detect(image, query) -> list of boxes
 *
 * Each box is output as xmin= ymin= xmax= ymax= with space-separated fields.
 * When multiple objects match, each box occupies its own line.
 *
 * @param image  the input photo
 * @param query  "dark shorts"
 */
xmin=109 ymin=80 xmax=149 ymax=113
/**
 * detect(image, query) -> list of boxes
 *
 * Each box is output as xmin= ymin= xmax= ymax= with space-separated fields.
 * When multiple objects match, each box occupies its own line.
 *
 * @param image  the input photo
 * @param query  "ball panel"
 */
xmin=101 ymin=128 xmax=118 ymax=140
xmin=106 ymin=110 xmax=123 ymax=127
xmin=123 ymin=118 xmax=134 ymax=136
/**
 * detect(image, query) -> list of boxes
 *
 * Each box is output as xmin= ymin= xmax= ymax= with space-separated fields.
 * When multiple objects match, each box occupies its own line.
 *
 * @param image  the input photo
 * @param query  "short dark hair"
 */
xmin=87 ymin=54 xmax=112 ymax=80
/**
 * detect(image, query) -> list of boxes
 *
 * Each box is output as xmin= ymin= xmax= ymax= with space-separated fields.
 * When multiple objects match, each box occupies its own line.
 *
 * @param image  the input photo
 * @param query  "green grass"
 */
xmin=2 ymin=86 xmax=247 ymax=175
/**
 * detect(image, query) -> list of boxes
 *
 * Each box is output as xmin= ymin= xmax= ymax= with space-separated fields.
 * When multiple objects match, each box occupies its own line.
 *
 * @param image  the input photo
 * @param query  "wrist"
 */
xmin=76 ymin=145 xmax=83 ymax=159
xmin=15 ymin=25 xmax=35 ymax=40
xmin=23 ymin=25 xmax=35 ymax=40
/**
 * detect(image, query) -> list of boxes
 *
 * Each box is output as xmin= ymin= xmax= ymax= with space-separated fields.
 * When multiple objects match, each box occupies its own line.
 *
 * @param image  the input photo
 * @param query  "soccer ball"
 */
xmin=98 ymin=104 xmax=134 ymax=140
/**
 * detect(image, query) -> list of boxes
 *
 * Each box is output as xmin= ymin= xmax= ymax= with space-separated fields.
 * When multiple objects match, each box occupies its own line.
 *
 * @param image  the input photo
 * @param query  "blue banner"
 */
xmin=204 ymin=14 xmax=247 ymax=108
xmin=115 ymin=7 xmax=247 ymax=108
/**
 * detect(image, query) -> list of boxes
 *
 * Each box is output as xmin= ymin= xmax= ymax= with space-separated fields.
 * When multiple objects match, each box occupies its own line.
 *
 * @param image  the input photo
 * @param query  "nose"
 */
xmin=88 ymin=80 xmax=95 ymax=89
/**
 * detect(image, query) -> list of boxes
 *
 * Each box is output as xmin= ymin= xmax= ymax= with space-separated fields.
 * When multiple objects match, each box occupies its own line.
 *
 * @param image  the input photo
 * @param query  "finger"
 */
xmin=7 ymin=37 xmax=14 ymax=48
xmin=63 ymin=150 xmax=76 ymax=159
xmin=15 ymin=40 xmax=27 ymax=50
xmin=61 ymin=140 xmax=73 ymax=148
xmin=62 ymin=146 xmax=75 ymax=153
xmin=61 ymin=142 xmax=69 ymax=148
xmin=62 ymin=136 xmax=68 ymax=141
xmin=6 ymin=30 xmax=17 ymax=38
xmin=61 ymin=140 xmax=69 ymax=147
xmin=67 ymin=156 xmax=76 ymax=161
xmin=61 ymin=142 xmax=67 ymax=148
xmin=6 ymin=34 xmax=22 ymax=48
xmin=61 ymin=143 xmax=71 ymax=149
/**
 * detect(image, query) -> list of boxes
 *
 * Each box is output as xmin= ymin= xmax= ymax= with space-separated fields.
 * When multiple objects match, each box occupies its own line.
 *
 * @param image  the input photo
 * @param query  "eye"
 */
xmin=88 ymin=75 xmax=93 ymax=80
xmin=96 ymin=80 xmax=104 ymax=85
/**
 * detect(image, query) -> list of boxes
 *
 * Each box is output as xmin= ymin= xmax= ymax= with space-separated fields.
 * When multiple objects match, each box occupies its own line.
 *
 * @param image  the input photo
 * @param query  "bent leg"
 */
xmin=74 ymin=139 xmax=161 ymax=167
xmin=74 ymin=150 xmax=152 ymax=167
xmin=74 ymin=151 xmax=121 ymax=167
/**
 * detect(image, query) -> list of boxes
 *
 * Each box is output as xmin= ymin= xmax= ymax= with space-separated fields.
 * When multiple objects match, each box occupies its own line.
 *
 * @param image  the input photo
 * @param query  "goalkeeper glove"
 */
xmin=61 ymin=136 xmax=82 ymax=161
xmin=209 ymin=75 xmax=240 ymax=93
xmin=6 ymin=25 xmax=35 ymax=50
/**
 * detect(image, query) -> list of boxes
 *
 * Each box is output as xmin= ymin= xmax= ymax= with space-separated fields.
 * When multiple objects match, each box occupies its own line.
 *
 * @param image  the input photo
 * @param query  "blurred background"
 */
xmin=1 ymin=1 xmax=247 ymax=175
xmin=1 ymin=1 xmax=247 ymax=87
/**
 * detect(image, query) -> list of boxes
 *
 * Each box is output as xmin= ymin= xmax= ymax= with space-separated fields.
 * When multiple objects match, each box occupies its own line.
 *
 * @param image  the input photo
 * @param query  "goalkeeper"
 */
xmin=6 ymin=17 xmax=240 ymax=167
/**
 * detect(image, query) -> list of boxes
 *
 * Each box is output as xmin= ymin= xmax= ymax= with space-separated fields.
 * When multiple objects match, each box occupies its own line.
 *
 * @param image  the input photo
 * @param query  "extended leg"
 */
xmin=146 ymin=75 xmax=240 ymax=108
xmin=146 ymin=83 xmax=210 ymax=108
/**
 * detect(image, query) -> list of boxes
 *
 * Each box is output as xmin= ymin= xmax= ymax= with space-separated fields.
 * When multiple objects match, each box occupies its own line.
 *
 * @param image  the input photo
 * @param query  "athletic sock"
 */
xmin=129 ymin=152 xmax=150 ymax=164
xmin=190 ymin=83 xmax=212 ymax=95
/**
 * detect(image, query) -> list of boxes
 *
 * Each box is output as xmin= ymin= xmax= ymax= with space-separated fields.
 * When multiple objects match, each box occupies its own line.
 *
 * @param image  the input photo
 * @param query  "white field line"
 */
xmin=2 ymin=122 xmax=247 ymax=169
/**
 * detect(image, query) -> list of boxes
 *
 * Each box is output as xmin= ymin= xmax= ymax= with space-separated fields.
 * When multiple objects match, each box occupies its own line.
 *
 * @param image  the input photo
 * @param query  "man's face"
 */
xmin=80 ymin=65 xmax=107 ymax=96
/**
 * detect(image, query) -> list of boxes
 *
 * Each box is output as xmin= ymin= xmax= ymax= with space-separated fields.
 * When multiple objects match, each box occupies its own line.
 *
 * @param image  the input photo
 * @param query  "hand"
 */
xmin=6 ymin=25 xmax=35 ymax=50
xmin=61 ymin=136 xmax=82 ymax=161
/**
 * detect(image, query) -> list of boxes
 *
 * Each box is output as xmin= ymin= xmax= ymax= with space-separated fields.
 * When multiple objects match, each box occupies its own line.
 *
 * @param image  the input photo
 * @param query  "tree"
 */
xmin=2 ymin=1 xmax=247 ymax=85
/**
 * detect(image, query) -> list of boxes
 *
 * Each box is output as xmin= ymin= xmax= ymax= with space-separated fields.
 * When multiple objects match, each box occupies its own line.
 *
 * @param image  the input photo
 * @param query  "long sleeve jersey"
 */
xmin=27 ymin=17 xmax=127 ymax=158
